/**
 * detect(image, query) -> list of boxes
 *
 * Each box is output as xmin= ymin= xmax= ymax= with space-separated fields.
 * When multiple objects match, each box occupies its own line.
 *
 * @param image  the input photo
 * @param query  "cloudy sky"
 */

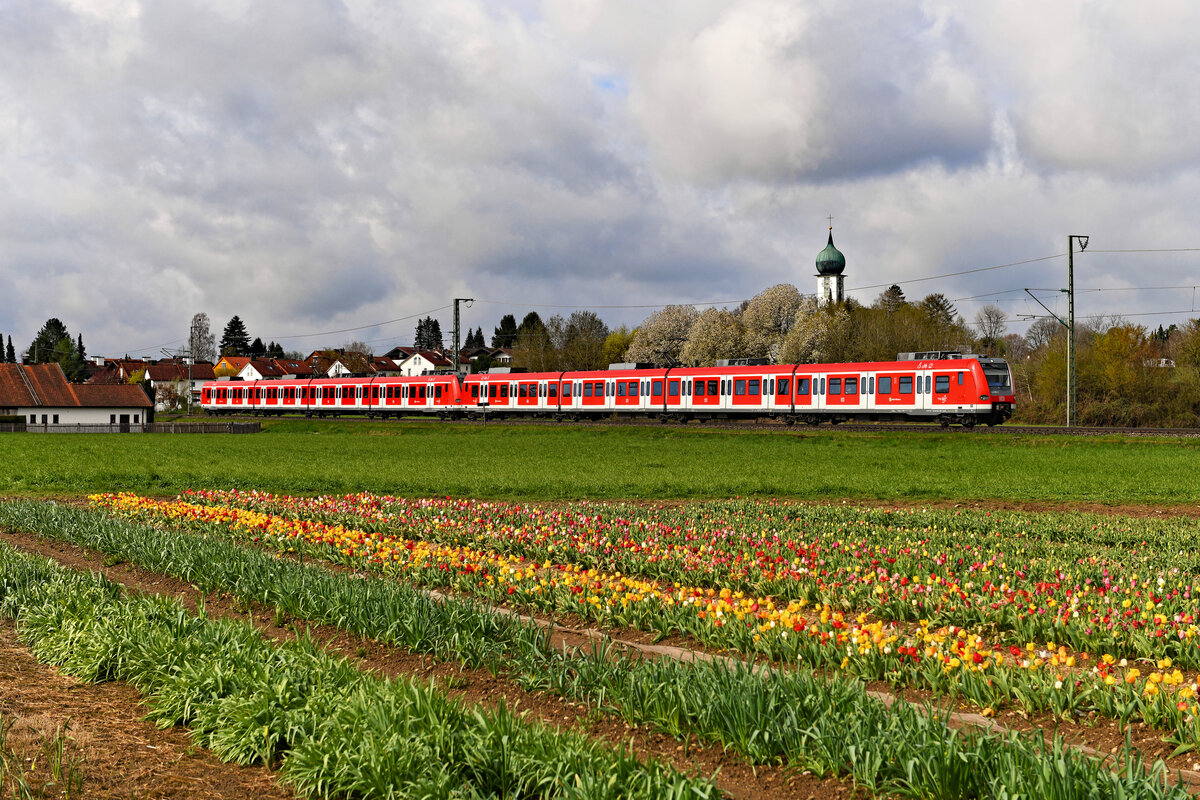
xmin=4 ymin=0 xmax=1200 ymax=359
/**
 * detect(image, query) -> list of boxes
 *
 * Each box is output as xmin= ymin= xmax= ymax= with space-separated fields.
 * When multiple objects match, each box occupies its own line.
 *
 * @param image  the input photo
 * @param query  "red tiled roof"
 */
xmin=85 ymin=367 xmax=125 ymax=385
xmin=145 ymin=364 xmax=187 ymax=381
xmin=74 ymin=384 xmax=153 ymax=408
xmin=0 ymin=364 xmax=36 ymax=407
xmin=26 ymin=364 xmax=78 ymax=406
xmin=272 ymin=359 xmax=313 ymax=376
xmin=247 ymin=360 xmax=285 ymax=377
xmin=0 ymin=363 xmax=151 ymax=409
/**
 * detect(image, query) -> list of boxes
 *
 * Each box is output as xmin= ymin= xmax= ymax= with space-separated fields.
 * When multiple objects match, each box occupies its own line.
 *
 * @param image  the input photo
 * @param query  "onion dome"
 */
xmin=816 ymin=230 xmax=846 ymax=276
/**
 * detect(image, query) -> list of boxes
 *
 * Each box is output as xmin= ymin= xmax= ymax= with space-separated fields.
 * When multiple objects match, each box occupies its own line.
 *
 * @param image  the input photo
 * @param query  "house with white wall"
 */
xmin=0 ymin=363 xmax=153 ymax=428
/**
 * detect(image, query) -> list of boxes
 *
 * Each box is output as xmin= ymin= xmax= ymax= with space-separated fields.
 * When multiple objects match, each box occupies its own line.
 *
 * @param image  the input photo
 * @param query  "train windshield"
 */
xmin=985 ymin=371 xmax=1011 ymax=393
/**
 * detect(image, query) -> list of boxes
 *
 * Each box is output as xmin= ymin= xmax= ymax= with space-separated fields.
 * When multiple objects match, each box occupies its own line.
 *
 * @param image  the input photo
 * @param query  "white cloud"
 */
xmin=2 ymin=0 xmax=1199 ymax=356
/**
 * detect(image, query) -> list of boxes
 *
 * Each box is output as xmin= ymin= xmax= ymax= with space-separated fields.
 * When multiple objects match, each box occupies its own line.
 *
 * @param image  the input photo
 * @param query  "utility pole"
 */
xmin=162 ymin=346 xmax=193 ymax=415
xmin=452 ymin=298 xmax=474 ymax=375
xmin=1066 ymin=235 xmax=1088 ymax=427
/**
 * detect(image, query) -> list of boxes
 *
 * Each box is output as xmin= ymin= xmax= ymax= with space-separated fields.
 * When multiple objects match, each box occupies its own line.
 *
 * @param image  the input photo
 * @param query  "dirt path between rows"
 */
xmin=0 ymin=618 xmax=292 ymax=800
xmin=0 ymin=527 xmax=867 ymax=800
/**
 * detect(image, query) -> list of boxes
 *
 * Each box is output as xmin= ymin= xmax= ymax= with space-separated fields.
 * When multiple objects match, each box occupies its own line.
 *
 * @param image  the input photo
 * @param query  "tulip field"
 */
xmin=3 ymin=438 xmax=1200 ymax=798
xmin=0 ymin=496 xmax=1196 ymax=800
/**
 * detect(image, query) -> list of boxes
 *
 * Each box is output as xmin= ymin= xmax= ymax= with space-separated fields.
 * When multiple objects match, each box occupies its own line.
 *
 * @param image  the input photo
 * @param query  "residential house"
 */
xmin=396 ymin=350 xmax=453 ymax=376
xmin=372 ymin=357 xmax=403 ymax=376
xmin=0 ymin=363 xmax=153 ymax=428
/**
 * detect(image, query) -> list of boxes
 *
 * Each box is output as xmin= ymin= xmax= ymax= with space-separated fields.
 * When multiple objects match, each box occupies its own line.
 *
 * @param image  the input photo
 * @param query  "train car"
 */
xmin=200 ymin=352 xmax=1014 ymax=427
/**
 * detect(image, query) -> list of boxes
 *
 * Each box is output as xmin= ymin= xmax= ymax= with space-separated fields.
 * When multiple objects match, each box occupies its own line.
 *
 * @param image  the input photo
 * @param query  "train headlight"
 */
xmin=980 ymin=395 xmax=988 ymax=401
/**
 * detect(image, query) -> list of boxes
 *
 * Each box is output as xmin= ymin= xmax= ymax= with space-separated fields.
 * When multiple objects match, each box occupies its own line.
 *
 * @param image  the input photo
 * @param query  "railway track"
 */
xmin=200 ymin=412 xmax=1200 ymax=437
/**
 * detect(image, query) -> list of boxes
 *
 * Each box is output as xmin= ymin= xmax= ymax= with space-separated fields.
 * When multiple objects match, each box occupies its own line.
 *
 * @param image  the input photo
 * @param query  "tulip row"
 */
xmin=89 ymin=491 xmax=1200 ymax=747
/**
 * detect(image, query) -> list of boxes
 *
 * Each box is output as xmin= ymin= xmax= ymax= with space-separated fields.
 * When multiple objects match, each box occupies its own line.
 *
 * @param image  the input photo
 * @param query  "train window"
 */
xmin=935 ymin=375 xmax=950 ymax=393
xmin=916 ymin=376 xmax=923 ymax=394
xmin=829 ymin=378 xmax=842 ymax=395
xmin=926 ymin=376 xmax=932 ymax=394
xmin=845 ymin=378 xmax=858 ymax=395
xmin=489 ymin=384 xmax=497 ymax=399
xmin=594 ymin=382 xmax=603 ymax=396
xmin=562 ymin=383 xmax=571 ymax=398
xmin=436 ymin=386 xmax=443 ymax=399
xmin=630 ymin=381 xmax=640 ymax=397
xmin=684 ymin=381 xmax=690 ymax=397
xmin=420 ymin=386 xmax=427 ymax=399
xmin=734 ymin=379 xmax=746 ymax=396
xmin=777 ymin=378 xmax=789 ymax=396
xmin=617 ymin=383 xmax=626 ymax=397
xmin=694 ymin=381 xmax=705 ymax=397
xmin=898 ymin=376 xmax=912 ymax=394
xmin=669 ymin=381 xmax=679 ymax=397
xmin=652 ymin=380 xmax=662 ymax=397
xmin=769 ymin=379 xmax=775 ymax=395
xmin=708 ymin=379 xmax=718 ymax=396
xmin=879 ymin=376 xmax=891 ymax=394
xmin=519 ymin=384 xmax=528 ymax=398
xmin=471 ymin=385 xmax=479 ymax=398
xmin=748 ymin=379 xmax=760 ymax=396
xmin=958 ymin=371 xmax=964 ymax=385
xmin=868 ymin=377 xmax=874 ymax=394
xmin=501 ymin=385 xmax=508 ymax=398
xmin=584 ymin=383 xmax=593 ymax=397
xmin=548 ymin=384 xmax=557 ymax=398
xmin=820 ymin=378 xmax=826 ymax=395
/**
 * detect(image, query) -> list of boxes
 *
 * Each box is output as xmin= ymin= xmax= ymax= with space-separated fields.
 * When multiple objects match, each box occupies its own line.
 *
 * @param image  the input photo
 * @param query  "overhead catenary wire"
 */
xmin=110 ymin=245 xmax=1200 ymax=358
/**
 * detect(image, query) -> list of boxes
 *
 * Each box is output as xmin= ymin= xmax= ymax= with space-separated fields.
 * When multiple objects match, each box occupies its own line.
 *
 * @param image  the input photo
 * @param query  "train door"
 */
xmin=666 ymin=378 xmax=681 ymax=408
xmin=772 ymin=375 xmax=791 ymax=409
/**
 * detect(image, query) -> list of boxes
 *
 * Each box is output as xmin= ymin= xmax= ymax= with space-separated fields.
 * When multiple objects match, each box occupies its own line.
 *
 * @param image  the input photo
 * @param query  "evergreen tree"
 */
xmin=268 ymin=341 xmax=285 ymax=358
xmin=249 ymin=337 xmax=267 ymax=358
xmin=0 ymin=333 xmax=6 ymax=363
xmin=24 ymin=318 xmax=71 ymax=364
xmin=491 ymin=314 xmax=518 ymax=348
xmin=69 ymin=333 xmax=89 ymax=382
xmin=219 ymin=316 xmax=252 ymax=356
xmin=5 ymin=336 xmax=12 ymax=364
xmin=876 ymin=285 xmax=907 ymax=312
xmin=414 ymin=317 xmax=445 ymax=351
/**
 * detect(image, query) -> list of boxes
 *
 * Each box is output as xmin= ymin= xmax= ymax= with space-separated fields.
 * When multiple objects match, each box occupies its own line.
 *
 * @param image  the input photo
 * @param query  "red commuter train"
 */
xmin=200 ymin=352 xmax=1015 ymax=427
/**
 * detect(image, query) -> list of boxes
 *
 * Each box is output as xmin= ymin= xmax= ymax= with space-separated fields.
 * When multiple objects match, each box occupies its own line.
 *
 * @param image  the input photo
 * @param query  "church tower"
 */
xmin=815 ymin=227 xmax=846 ymax=305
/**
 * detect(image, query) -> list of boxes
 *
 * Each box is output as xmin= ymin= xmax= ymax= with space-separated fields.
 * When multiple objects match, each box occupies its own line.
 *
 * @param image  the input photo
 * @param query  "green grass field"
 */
xmin=2 ymin=419 xmax=1197 ymax=504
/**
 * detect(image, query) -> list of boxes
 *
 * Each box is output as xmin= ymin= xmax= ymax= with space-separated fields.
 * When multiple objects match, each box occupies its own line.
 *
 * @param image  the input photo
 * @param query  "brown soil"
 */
xmin=0 ymin=618 xmax=291 ymax=800
xmin=0 ymin=528 xmax=862 ymax=800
